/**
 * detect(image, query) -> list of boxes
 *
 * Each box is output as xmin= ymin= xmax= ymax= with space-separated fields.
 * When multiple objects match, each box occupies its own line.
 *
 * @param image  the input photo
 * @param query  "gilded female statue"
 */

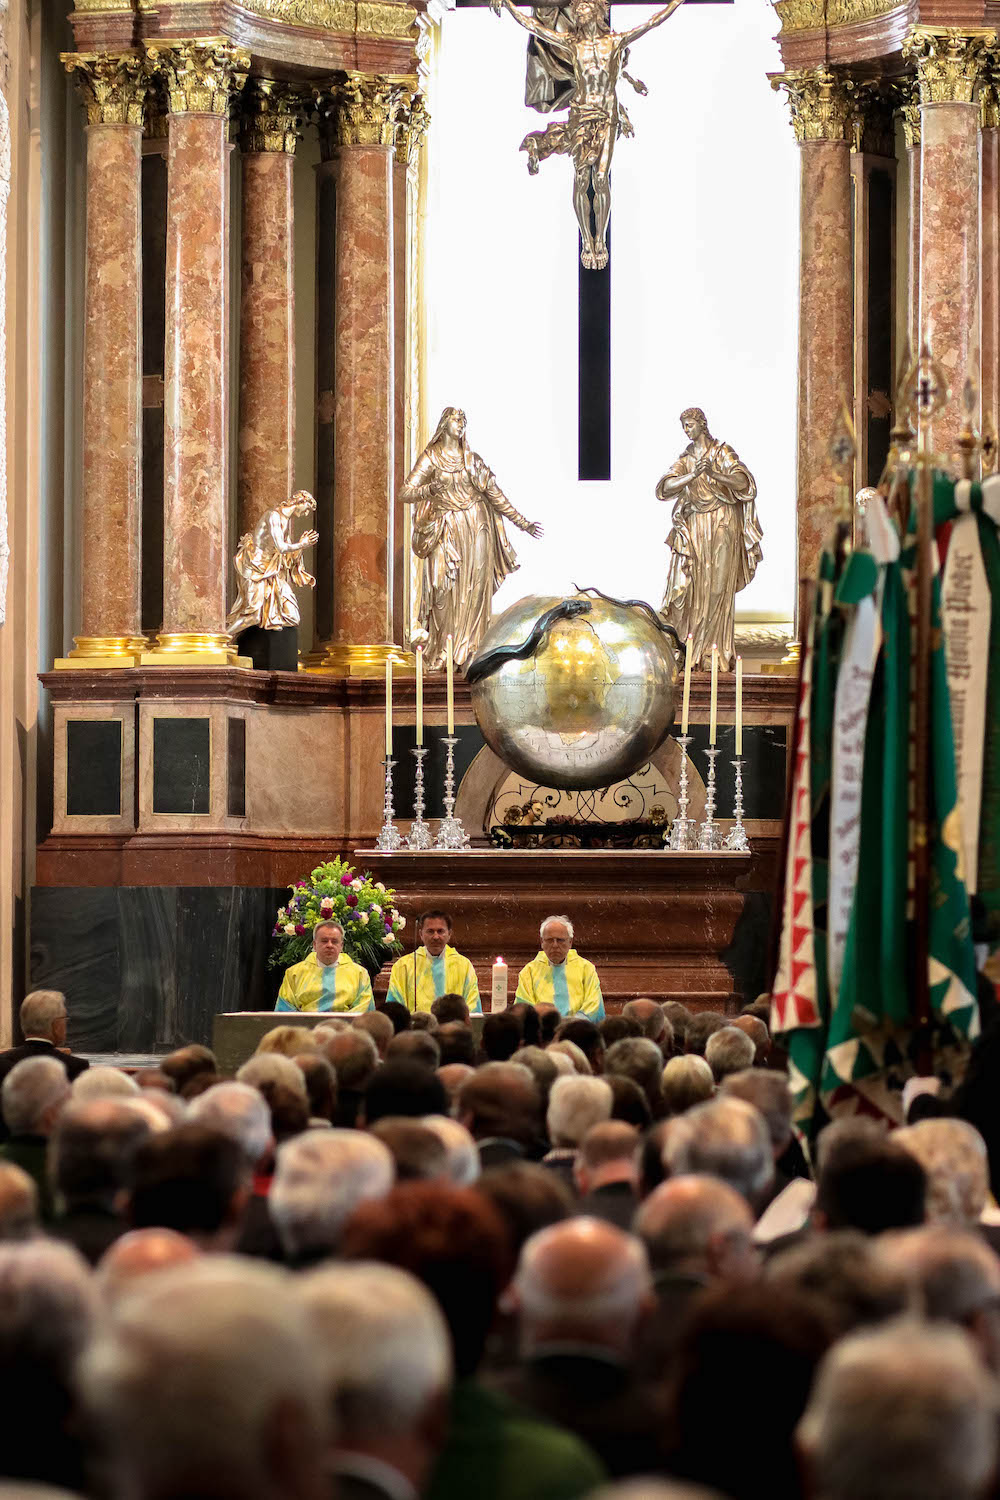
xmin=226 ymin=490 xmax=318 ymax=636
xmin=656 ymin=408 xmax=762 ymax=670
xmin=402 ymin=408 xmax=543 ymax=670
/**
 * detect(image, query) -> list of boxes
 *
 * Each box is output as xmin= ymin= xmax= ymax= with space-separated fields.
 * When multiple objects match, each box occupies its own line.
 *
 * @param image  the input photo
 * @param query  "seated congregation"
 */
xmin=2 ymin=977 xmax=1000 ymax=1500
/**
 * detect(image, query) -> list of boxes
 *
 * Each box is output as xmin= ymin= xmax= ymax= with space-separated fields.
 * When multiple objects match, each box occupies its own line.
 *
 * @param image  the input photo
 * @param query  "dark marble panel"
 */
xmin=683 ymin=723 xmax=787 ymax=820
xmin=152 ymin=718 xmax=211 ymax=815
xmin=66 ymin=719 xmax=122 ymax=817
xmin=721 ymin=890 xmax=773 ymax=1005
xmin=227 ymin=718 xmax=246 ymax=818
xmin=392 ymin=724 xmax=486 ymax=820
xmin=31 ymin=887 xmax=288 ymax=1053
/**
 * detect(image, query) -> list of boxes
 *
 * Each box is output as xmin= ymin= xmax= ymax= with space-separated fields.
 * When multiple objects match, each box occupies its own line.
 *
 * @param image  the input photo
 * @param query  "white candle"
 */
xmin=415 ymin=647 xmax=424 ymax=747
xmin=709 ymin=644 xmax=718 ymax=747
xmin=492 ymin=957 xmax=508 ymax=1009
xmin=681 ymin=633 xmax=693 ymax=736
xmin=385 ymin=656 xmax=393 ymax=757
xmin=446 ymin=634 xmax=455 ymax=735
xmin=735 ymin=655 xmax=743 ymax=756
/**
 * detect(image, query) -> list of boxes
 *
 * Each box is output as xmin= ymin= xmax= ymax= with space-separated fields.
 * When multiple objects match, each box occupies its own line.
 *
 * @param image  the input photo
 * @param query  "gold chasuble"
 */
xmin=515 ymin=950 xmax=605 ymax=1018
xmin=275 ymin=951 xmax=374 ymax=1014
xmin=386 ymin=945 xmax=482 ymax=1014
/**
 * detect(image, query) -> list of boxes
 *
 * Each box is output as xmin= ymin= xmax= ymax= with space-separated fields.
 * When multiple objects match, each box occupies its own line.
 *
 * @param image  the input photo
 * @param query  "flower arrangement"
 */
xmin=269 ymin=858 xmax=405 ymax=976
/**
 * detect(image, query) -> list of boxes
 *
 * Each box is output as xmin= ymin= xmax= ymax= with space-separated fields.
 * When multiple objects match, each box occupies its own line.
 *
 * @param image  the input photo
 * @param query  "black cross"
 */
xmin=459 ymin=0 xmax=732 ymax=478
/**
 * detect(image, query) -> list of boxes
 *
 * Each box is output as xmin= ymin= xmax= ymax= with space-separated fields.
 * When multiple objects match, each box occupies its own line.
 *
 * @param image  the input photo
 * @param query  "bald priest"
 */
xmin=515 ymin=916 xmax=605 ymax=1019
xmin=275 ymin=921 xmax=375 ymax=1014
xmin=386 ymin=910 xmax=482 ymax=1015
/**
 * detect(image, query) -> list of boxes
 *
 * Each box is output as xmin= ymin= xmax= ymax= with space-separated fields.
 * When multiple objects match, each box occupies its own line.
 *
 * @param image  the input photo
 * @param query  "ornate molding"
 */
xmin=240 ymin=78 xmax=304 ymax=152
xmin=898 ymin=85 xmax=921 ymax=147
xmin=62 ymin=52 xmax=149 ymax=125
xmin=774 ymin=0 xmax=903 ymax=34
xmin=394 ymin=90 xmax=428 ymax=167
xmin=335 ymin=72 xmax=404 ymax=146
xmin=211 ymin=0 xmax=417 ymax=35
xmin=902 ymin=28 xmax=995 ymax=106
xmin=143 ymin=39 xmax=250 ymax=116
xmin=771 ymin=66 xmax=855 ymax=143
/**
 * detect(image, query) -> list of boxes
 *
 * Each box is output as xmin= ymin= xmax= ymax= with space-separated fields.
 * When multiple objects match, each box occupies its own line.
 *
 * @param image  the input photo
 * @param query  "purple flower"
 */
xmin=295 ymin=924 xmax=306 ymax=935
xmin=345 ymin=893 xmax=358 ymax=908
xmin=385 ymin=922 xmax=393 ymax=935
xmin=341 ymin=872 xmax=353 ymax=886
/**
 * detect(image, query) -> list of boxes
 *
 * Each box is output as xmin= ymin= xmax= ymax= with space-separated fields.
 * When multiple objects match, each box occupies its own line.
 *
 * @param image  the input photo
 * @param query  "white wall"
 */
xmin=423 ymin=0 xmax=798 ymax=622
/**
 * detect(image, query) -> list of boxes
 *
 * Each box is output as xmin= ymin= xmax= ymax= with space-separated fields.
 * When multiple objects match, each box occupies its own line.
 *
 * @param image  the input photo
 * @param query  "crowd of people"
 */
xmin=3 ymin=947 xmax=1000 ymax=1500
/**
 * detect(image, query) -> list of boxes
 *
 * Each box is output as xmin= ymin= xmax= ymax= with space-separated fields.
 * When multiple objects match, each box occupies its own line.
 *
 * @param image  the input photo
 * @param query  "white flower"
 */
xmin=396 ymin=916 xmax=406 ymax=930
xmin=283 ymin=923 xmax=296 ymax=936
xmin=371 ymin=903 xmax=382 ymax=917
xmin=375 ymin=882 xmax=386 ymax=893
xmin=359 ymin=912 xmax=369 ymax=925
xmin=351 ymin=878 xmax=363 ymax=892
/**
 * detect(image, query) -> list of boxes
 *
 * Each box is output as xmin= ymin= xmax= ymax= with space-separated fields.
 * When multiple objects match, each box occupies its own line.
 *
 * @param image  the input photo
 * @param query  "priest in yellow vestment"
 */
xmin=515 ymin=915 xmax=605 ymax=1019
xmin=386 ymin=911 xmax=482 ymax=1014
xmin=275 ymin=920 xmax=374 ymax=1014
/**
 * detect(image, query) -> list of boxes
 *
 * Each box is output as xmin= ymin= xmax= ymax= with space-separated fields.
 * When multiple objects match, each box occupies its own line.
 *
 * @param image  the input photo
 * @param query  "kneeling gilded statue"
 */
xmin=226 ymin=490 xmax=318 ymax=637
xmin=656 ymin=408 xmax=762 ymax=671
xmin=402 ymin=407 xmax=543 ymax=671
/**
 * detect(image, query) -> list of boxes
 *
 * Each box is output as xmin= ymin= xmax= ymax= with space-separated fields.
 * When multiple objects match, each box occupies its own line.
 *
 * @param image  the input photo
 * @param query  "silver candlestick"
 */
xmin=375 ymin=757 xmax=403 ymax=851
xmin=724 ymin=756 xmax=751 ymax=851
xmin=435 ymin=735 xmax=471 ymax=850
xmin=407 ymin=746 xmax=434 ymax=850
xmin=667 ymin=733 xmax=697 ymax=850
xmin=698 ymin=746 xmax=722 ymax=851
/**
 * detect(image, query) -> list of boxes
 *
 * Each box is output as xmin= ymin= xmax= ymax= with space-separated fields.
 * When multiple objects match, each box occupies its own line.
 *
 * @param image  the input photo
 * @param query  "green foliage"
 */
xmin=269 ymin=857 xmax=404 ymax=972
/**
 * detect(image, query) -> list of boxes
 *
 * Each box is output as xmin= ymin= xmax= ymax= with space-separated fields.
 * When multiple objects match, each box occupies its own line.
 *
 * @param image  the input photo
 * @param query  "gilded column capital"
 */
xmin=240 ymin=79 xmax=304 ymax=153
xmin=851 ymin=80 xmax=897 ymax=156
xmin=771 ymin=67 xmax=856 ymax=144
xmin=336 ymin=73 xmax=405 ymax=147
xmin=144 ymin=40 xmax=250 ymax=116
xmin=394 ymin=92 xmax=429 ymax=168
xmin=902 ymin=28 xmax=995 ymax=105
xmin=898 ymin=92 xmax=921 ymax=148
xmin=62 ymin=53 xmax=149 ymax=126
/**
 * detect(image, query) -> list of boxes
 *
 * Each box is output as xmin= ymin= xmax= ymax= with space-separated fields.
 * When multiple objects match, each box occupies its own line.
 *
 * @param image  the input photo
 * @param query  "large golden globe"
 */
xmin=469 ymin=593 xmax=679 ymax=791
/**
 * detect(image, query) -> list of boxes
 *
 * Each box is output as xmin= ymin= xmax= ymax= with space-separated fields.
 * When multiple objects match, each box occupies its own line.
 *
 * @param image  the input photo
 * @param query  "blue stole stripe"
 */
xmin=551 ymin=963 xmax=571 ymax=1015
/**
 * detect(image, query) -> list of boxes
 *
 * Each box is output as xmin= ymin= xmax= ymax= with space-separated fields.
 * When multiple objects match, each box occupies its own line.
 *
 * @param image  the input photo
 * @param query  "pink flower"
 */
xmin=295 ymin=924 xmax=306 ymax=935
xmin=345 ymin=893 xmax=358 ymax=907
xmin=297 ymin=881 xmax=307 ymax=888
xmin=341 ymin=872 xmax=354 ymax=886
xmin=320 ymin=897 xmax=334 ymax=913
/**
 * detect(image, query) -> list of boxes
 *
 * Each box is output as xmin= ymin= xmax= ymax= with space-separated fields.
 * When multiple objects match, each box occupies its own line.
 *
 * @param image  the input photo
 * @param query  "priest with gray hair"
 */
xmin=515 ymin=915 xmax=604 ymax=1019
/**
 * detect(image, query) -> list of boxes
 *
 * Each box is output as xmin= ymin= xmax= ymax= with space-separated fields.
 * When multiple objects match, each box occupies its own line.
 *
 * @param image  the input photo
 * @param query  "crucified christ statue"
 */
xmin=491 ymin=0 xmax=687 ymax=268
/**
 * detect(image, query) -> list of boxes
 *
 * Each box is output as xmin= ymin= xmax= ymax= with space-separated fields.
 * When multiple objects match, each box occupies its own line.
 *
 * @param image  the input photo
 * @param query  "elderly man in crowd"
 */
xmin=604 ymin=1038 xmax=665 ymax=1119
xmin=48 ymin=1097 xmax=151 ymax=1263
xmin=542 ymin=1075 xmax=613 ymax=1190
xmin=275 ymin=920 xmax=374 ymax=1014
xmin=0 ymin=1160 xmax=39 ymax=1241
xmin=663 ymin=1096 xmax=774 ymax=1212
xmin=457 ymin=1063 xmax=544 ymax=1168
xmin=0 ymin=990 xmax=89 ymax=1092
xmin=573 ymin=1122 xmax=640 ymax=1228
xmin=0 ymin=1054 xmax=72 ymax=1217
xmin=269 ymin=1128 xmax=394 ymax=1266
xmin=877 ymin=1225 xmax=1000 ymax=1372
xmin=387 ymin=910 xmax=482 ymax=1016
xmin=299 ymin=1262 xmax=453 ymax=1500
xmin=516 ymin=917 xmax=605 ymax=1020
xmin=704 ymin=1026 xmax=755 ymax=1084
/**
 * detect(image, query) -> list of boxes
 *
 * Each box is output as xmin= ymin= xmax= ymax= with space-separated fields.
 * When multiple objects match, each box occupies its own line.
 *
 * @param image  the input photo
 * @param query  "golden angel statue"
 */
xmin=491 ymin=0 xmax=687 ymax=269
xmin=402 ymin=407 xmax=543 ymax=671
xmin=656 ymin=408 xmax=763 ymax=671
xmin=226 ymin=490 xmax=319 ymax=636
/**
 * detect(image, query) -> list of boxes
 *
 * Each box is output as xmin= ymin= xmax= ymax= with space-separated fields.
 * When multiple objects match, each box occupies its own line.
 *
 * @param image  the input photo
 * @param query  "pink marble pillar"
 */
xmin=144 ymin=42 xmax=248 ymax=663
xmin=62 ymin=57 xmax=147 ymax=664
xmin=981 ymin=91 xmax=999 ymax=452
xmin=901 ymin=99 xmax=922 ymax=358
xmin=905 ymin=29 xmax=990 ymax=459
xmin=324 ymin=75 xmax=402 ymax=673
xmin=237 ymin=84 xmax=300 ymax=536
xmin=392 ymin=149 xmax=407 ymax=645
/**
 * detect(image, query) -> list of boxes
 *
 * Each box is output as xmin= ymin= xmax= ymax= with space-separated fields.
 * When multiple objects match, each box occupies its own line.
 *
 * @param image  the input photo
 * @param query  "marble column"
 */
xmin=774 ymin=67 xmax=855 ymax=598
xmin=323 ymin=74 xmax=403 ymax=675
xmin=391 ymin=93 xmax=428 ymax=649
xmin=59 ymin=56 xmax=147 ymax=667
xmin=142 ymin=41 xmax=249 ymax=665
xmin=981 ymin=79 xmax=999 ymax=461
xmin=237 ymin=82 xmax=300 ymax=537
xmin=903 ymin=27 xmax=992 ymax=461
xmin=899 ymin=92 xmax=922 ymax=361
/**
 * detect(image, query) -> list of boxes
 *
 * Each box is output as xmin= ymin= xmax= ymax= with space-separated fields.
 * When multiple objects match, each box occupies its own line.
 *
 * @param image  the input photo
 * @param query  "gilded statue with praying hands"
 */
xmin=490 ymin=0 xmax=687 ymax=269
xmin=226 ymin=490 xmax=319 ymax=636
xmin=402 ymin=407 xmax=543 ymax=671
xmin=657 ymin=408 xmax=762 ymax=672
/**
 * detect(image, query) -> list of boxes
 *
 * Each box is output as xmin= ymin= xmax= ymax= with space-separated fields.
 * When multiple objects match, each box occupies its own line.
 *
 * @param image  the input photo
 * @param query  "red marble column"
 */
xmin=981 ymin=86 xmax=999 ymax=455
xmin=391 ymin=93 xmax=428 ymax=650
xmin=775 ymin=68 xmax=855 ymax=599
xmin=905 ymin=28 xmax=990 ymax=460
xmin=324 ymin=75 xmax=403 ymax=674
xmin=61 ymin=57 xmax=147 ymax=666
xmin=143 ymin=41 xmax=248 ymax=664
xmin=237 ymin=83 xmax=300 ymax=537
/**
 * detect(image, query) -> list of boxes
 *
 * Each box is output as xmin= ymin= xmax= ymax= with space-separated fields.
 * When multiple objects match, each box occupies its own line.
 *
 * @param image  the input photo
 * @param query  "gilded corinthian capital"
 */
xmin=395 ymin=92 xmax=429 ymax=168
xmin=62 ymin=53 xmax=149 ymax=126
xmin=902 ymin=28 xmax=995 ymax=105
xmin=240 ymin=79 xmax=304 ymax=153
xmin=144 ymin=40 xmax=250 ymax=116
xmin=335 ymin=73 xmax=404 ymax=147
xmin=771 ymin=66 xmax=855 ymax=143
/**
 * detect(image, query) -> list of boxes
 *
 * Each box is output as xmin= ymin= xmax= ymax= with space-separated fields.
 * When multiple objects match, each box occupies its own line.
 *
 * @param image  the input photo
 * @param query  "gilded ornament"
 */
xmin=62 ymin=53 xmax=149 ymax=126
xmin=143 ymin=40 xmax=250 ymax=116
xmin=898 ymin=92 xmax=921 ymax=148
xmin=773 ymin=0 xmax=824 ymax=34
xmin=226 ymin=490 xmax=319 ymax=636
xmin=851 ymin=80 xmax=896 ymax=157
xmin=771 ymin=66 xmax=855 ymax=143
xmin=491 ymin=0 xmax=686 ymax=271
xmin=656 ymin=407 xmax=763 ymax=672
xmin=240 ymin=79 xmax=304 ymax=153
xmin=335 ymin=72 xmax=404 ymax=146
xmin=981 ymin=79 xmax=1000 ymax=129
xmin=775 ymin=0 xmax=904 ymax=34
xmin=395 ymin=91 xmax=429 ymax=167
xmin=902 ymin=28 xmax=995 ymax=106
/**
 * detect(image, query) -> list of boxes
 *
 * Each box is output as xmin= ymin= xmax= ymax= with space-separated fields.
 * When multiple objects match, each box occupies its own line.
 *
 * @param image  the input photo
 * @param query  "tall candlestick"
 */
xmin=446 ymin=634 xmax=455 ymax=735
xmin=492 ymin=957 xmax=508 ymax=1009
xmin=681 ymin=633 xmax=692 ymax=736
xmin=415 ymin=647 xmax=424 ymax=747
xmin=385 ymin=655 xmax=393 ymax=757
xmin=735 ymin=655 xmax=743 ymax=756
xmin=709 ymin=644 xmax=718 ymax=747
